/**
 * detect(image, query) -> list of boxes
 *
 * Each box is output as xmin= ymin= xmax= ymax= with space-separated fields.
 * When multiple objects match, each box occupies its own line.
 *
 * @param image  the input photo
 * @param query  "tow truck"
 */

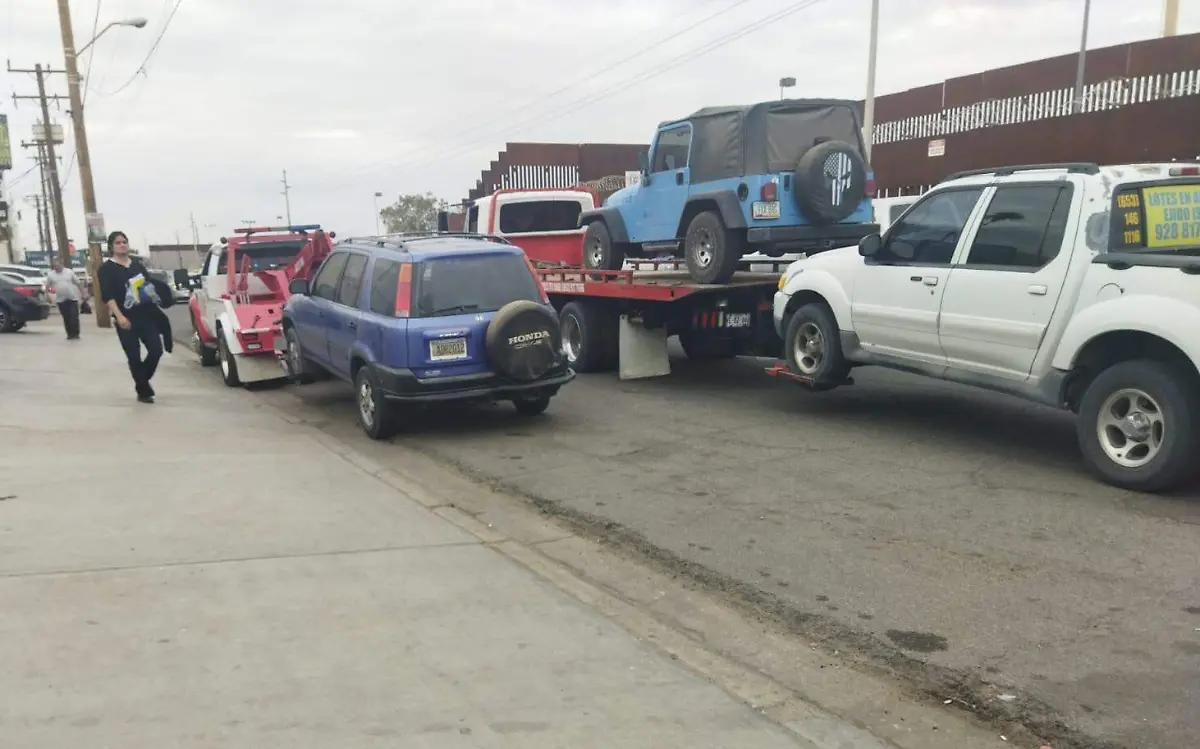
xmin=189 ymin=224 xmax=335 ymax=387
xmin=441 ymin=188 xmax=789 ymax=378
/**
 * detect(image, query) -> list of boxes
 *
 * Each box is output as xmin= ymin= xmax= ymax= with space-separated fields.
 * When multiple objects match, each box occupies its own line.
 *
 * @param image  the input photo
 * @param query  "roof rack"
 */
xmin=943 ymin=162 xmax=1100 ymax=182
xmin=347 ymin=231 xmax=513 ymax=248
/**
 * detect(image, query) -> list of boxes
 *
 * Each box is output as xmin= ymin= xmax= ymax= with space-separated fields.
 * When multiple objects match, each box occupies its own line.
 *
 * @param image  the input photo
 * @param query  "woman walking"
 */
xmin=98 ymin=231 xmax=164 ymax=403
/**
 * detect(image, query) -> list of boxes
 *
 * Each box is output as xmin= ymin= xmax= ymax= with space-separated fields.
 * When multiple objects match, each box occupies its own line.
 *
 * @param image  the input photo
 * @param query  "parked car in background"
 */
xmin=0 ymin=265 xmax=48 ymax=299
xmin=0 ymin=274 xmax=51 ymax=332
xmin=282 ymin=232 xmax=574 ymax=439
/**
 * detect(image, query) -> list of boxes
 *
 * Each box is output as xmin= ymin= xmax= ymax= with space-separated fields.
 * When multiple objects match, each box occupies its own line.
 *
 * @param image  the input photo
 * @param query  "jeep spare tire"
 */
xmin=486 ymin=300 xmax=562 ymax=382
xmin=793 ymin=140 xmax=867 ymax=225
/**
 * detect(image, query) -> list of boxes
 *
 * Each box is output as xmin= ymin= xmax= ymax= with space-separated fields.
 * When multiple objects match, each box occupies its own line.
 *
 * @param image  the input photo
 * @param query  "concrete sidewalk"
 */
xmin=0 ymin=321 xmax=879 ymax=748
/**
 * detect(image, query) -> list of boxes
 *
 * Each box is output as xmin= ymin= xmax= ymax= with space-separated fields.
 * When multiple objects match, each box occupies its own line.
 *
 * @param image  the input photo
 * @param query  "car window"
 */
xmin=312 ymin=252 xmax=349 ymax=300
xmin=413 ymin=254 xmax=541 ymax=317
xmin=882 ymin=188 xmax=985 ymax=265
xmin=651 ymin=124 xmax=691 ymax=173
xmin=336 ymin=253 xmax=368 ymax=307
xmin=466 ymin=204 xmax=479 ymax=233
xmin=964 ymin=185 xmax=1073 ymax=269
xmin=497 ymin=200 xmax=583 ymax=234
xmin=368 ymin=258 xmax=403 ymax=316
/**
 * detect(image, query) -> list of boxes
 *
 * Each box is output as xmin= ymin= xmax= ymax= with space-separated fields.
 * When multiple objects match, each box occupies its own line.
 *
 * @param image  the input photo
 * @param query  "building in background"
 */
xmin=148 ymin=243 xmax=207 ymax=271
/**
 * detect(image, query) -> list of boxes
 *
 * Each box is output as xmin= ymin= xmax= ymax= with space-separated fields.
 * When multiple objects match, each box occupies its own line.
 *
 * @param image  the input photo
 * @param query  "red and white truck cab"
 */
xmin=189 ymin=224 xmax=334 ymax=386
xmin=439 ymin=187 xmax=598 ymax=266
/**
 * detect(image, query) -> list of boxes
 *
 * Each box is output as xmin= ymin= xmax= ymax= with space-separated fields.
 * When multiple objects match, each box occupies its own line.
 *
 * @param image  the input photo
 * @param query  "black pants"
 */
xmin=116 ymin=313 xmax=163 ymax=397
xmin=57 ymin=300 xmax=80 ymax=338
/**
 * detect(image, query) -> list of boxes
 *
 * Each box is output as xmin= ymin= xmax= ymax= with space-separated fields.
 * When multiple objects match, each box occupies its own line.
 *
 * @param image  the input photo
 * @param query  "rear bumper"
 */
xmin=374 ymin=364 xmax=576 ymax=403
xmin=747 ymin=222 xmax=877 ymax=250
xmin=14 ymin=300 xmax=51 ymax=321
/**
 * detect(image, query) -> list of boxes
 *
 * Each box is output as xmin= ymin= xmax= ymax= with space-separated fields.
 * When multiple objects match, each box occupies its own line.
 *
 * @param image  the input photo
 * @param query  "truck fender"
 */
xmin=347 ymin=341 xmax=376 ymax=375
xmin=679 ymin=191 xmax=748 ymax=234
xmin=214 ymin=312 xmax=244 ymax=355
xmin=578 ymin=207 xmax=630 ymax=244
xmin=779 ymin=268 xmax=854 ymax=334
xmin=189 ymin=295 xmax=216 ymax=345
xmin=1052 ymin=296 xmax=1200 ymax=371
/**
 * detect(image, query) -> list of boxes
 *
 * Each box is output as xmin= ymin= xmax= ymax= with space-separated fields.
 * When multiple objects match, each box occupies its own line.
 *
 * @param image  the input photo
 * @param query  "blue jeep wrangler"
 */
xmin=579 ymin=98 xmax=878 ymax=284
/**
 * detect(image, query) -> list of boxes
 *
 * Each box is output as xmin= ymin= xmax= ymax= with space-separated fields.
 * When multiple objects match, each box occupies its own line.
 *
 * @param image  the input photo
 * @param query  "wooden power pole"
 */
xmin=9 ymin=63 xmax=71 ymax=265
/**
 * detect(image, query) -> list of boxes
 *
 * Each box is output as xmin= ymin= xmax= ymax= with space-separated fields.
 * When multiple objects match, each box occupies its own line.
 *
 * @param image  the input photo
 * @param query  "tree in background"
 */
xmin=379 ymin=192 xmax=448 ymax=234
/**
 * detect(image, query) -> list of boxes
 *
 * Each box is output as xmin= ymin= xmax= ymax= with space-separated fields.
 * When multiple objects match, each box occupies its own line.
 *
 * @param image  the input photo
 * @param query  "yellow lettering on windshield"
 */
xmin=1143 ymin=185 xmax=1200 ymax=248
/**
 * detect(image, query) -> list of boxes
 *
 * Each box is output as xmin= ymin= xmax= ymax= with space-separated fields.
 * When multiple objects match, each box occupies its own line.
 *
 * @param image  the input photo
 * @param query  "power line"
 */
xmin=330 ymin=0 xmax=757 ymax=185
xmin=90 ymin=0 xmax=185 ymax=97
xmin=332 ymin=0 xmax=828 ymax=186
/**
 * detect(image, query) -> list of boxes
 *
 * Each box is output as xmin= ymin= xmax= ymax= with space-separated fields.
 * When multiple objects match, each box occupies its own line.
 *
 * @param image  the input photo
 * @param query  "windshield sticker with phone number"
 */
xmin=1142 ymin=186 xmax=1200 ymax=248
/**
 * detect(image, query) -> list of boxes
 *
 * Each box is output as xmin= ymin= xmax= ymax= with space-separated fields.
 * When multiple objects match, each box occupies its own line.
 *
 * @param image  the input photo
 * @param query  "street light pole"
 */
xmin=862 ymin=0 xmax=880 ymax=162
xmin=374 ymin=191 xmax=383 ymax=234
xmin=1071 ymin=0 xmax=1092 ymax=115
xmin=55 ymin=0 xmax=147 ymax=328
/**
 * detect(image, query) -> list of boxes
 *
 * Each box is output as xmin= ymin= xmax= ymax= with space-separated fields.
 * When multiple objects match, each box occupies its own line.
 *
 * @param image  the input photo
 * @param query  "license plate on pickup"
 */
xmin=429 ymin=337 xmax=467 ymax=361
xmin=752 ymin=201 xmax=781 ymax=220
xmin=725 ymin=313 xmax=751 ymax=328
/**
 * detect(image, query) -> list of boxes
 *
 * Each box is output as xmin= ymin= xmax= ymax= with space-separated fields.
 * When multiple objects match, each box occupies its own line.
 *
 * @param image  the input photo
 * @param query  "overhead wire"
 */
xmin=90 ymin=0 xmax=185 ymax=98
xmin=332 ymin=0 xmax=828 ymax=187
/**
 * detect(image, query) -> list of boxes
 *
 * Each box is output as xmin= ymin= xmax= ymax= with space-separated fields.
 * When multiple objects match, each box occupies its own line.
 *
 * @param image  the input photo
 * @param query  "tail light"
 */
xmin=1168 ymin=165 xmax=1200 ymax=176
xmin=394 ymin=263 xmax=412 ymax=317
xmin=865 ymin=178 xmax=877 ymax=198
xmin=524 ymin=256 xmax=550 ymax=304
xmin=760 ymin=181 xmax=778 ymax=201
xmin=12 ymin=285 xmax=38 ymax=297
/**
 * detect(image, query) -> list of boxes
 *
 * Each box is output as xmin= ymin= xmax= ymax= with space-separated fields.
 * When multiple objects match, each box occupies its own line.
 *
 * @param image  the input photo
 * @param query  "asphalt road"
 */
xmin=167 ymin=304 xmax=1200 ymax=749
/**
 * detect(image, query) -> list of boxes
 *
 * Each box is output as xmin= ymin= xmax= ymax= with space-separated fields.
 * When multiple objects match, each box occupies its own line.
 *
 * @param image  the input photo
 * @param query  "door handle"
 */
xmin=347 ymin=321 xmax=357 ymax=329
xmin=675 ymin=172 xmax=684 ymax=185
xmin=922 ymin=276 xmax=938 ymax=286
xmin=1027 ymin=284 xmax=1048 ymax=296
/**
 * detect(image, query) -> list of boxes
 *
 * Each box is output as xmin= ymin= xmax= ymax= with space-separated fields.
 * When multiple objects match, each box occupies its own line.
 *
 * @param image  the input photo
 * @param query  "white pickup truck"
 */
xmin=773 ymin=161 xmax=1200 ymax=492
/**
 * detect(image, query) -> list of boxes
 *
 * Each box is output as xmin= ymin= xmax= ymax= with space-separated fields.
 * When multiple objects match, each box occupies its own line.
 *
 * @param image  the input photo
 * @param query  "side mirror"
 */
xmin=288 ymin=278 xmax=309 ymax=295
xmin=857 ymin=233 xmax=883 ymax=258
xmin=637 ymin=149 xmax=649 ymax=175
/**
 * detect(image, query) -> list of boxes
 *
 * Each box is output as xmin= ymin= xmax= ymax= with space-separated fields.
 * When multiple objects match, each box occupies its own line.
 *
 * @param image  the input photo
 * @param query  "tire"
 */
xmin=582 ymin=221 xmax=624 ymax=272
xmin=284 ymin=326 xmax=316 ymax=384
xmin=793 ymin=140 xmax=868 ymax=225
xmin=783 ymin=303 xmax=849 ymax=386
xmin=0 ymin=304 xmax=14 ymax=333
xmin=217 ymin=332 xmax=241 ymax=387
xmin=1076 ymin=359 xmax=1200 ymax=493
xmin=12 ymin=321 xmax=26 ymax=332
xmin=485 ymin=300 xmax=562 ymax=382
xmin=355 ymin=365 xmax=397 ymax=440
xmin=194 ymin=313 xmax=218 ymax=366
xmin=513 ymin=395 xmax=551 ymax=416
xmin=684 ymin=210 xmax=743 ymax=284
xmin=678 ymin=331 xmax=736 ymax=360
xmin=560 ymin=301 xmax=618 ymax=373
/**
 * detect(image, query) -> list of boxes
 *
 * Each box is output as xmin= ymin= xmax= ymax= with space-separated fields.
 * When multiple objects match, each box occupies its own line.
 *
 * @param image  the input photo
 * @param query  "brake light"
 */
xmin=1168 ymin=165 xmax=1200 ymax=176
xmin=865 ymin=178 xmax=877 ymax=198
xmin=524 ymin=256 xmax=549 ymax=303
xmin=12 ymin=285 xmax=37 ymax=297
xmin=760 ymin=181 xmax=778 ymax=201
xmin=394 ymin=263 xmax=412 ymax=317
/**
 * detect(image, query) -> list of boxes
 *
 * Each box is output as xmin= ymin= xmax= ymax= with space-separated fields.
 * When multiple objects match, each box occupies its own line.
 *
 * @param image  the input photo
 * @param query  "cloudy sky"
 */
xmin=2 ymin=0 xmax=1196 ymax=253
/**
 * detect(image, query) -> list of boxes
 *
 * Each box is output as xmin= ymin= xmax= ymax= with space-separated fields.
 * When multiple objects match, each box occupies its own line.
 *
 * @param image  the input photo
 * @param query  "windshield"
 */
xmin=219 ymin=240 xmax=306 ymax=273
xmin=412 ymin=254 xmax=541 ymax=317
xmin=1110 ymin=182 xmax=1200 ymax=253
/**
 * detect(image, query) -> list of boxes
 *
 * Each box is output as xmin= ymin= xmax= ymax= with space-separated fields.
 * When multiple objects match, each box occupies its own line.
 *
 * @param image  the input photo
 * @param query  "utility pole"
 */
xmin=1071 ymin=0 xmax=1092 ymax=115
xmin=24 ymin=195 xmax=47 ymax=256
xmin=1162 ymin=0 xmax=1179 ymax=36
xmin=9 ymin=63 xmax=71 ymax=265
xmin=21 ymin=140 xmax=56 ymax=254
xmin=862 ymin=0 xmax=880 ymax=162
xmin=280 ymin=169 xmax=293 ymax=225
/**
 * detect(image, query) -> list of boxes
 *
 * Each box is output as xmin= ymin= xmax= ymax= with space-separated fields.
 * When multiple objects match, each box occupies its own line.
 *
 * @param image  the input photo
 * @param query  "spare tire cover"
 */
xmin=485 ymin=300 xmax=562 ymax=382
xmin=793 ymin=141 xmax=867 ymax=225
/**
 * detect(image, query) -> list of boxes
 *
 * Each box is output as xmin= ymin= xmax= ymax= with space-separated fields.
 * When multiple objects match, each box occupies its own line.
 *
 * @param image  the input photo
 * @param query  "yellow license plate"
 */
xmin=1142 ymin=185 xmax=1200 ymax=248
xmin=752 ymin=201 xmax=781 ymax=220
xmin=429 ymin=337 xmax=467 ymax=361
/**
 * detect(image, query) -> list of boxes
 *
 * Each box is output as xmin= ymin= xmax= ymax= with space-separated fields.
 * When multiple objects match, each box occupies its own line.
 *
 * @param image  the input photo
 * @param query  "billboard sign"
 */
xmin=0 ymin=114 xmax=12 ymax=170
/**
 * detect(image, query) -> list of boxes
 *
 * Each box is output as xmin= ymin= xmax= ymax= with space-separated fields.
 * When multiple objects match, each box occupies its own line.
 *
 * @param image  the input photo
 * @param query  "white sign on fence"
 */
xmin=927 ymin=138 xmax=946 ymax=158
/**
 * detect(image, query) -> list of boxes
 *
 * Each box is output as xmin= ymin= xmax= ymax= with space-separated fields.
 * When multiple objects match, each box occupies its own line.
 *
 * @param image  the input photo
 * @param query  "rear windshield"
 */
xmin=498 ymin=200 xmax=583 ymax=234
xmin=2 ymin=266 xmax=44 ymax=277
xmin=218 ymin=240 xmax=306 ymax=273
xmin=413 ymin=254 xmax=541 ymax=317
xmin=1109 ymin=182 xmax=1200 ymax=252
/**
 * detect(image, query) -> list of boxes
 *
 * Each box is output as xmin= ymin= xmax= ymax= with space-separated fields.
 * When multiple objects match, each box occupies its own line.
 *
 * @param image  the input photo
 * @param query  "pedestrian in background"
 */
xmin=44 ymin=258 xmax=83 ymax=340
xmin=98 ymin=231 xmax=164 ymax=403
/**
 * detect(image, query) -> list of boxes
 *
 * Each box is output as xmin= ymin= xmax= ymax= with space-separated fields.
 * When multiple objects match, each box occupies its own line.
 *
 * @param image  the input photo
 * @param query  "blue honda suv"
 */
xmin=282 ymin=233 xmax=574 ymax=439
